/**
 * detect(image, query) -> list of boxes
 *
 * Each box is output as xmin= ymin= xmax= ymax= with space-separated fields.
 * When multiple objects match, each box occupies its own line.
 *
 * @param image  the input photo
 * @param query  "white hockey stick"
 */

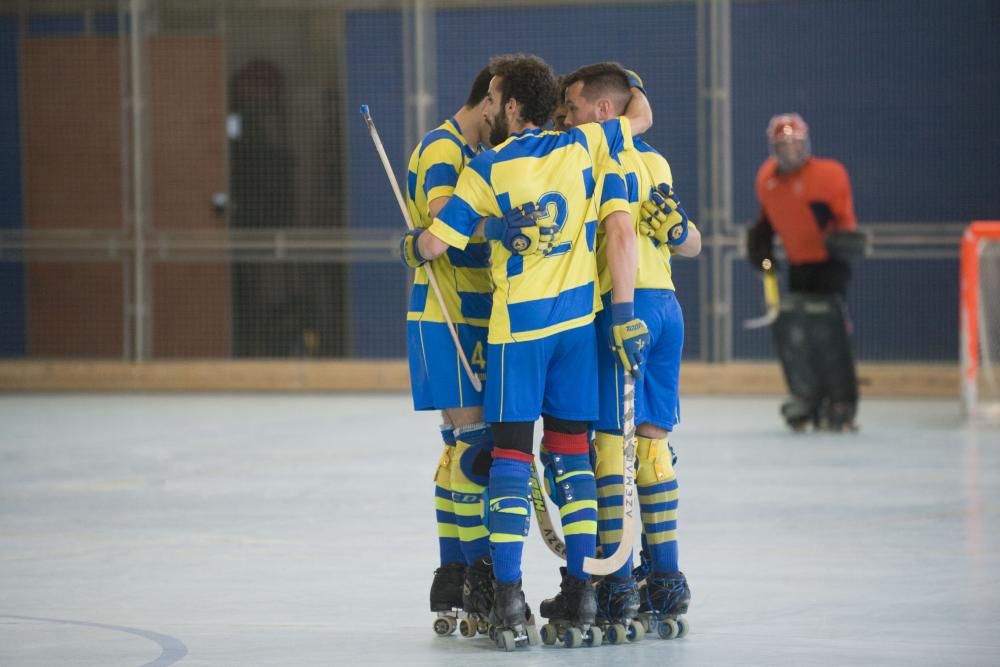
xmin=360 ymin=104 xmax=482 ymax=393
xmin=743 ymin=260 xmax=780 ymax=329
xmin=529 ymin=459 xmax=567 ymax=559
xmin=583 ymin=372 xmax=637 ymax=576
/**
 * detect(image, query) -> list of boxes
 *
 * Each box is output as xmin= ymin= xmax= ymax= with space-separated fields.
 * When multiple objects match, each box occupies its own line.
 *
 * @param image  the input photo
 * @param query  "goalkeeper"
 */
xmin=562 ymin=62 xmax=700 ymax=635
xmin=747 ymin=113 xmax=864 ymax=432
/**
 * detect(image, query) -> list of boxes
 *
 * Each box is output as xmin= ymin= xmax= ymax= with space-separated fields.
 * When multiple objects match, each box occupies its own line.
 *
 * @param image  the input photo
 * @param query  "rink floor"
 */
xmin=1 ymin=392 xmax=998 ymax=667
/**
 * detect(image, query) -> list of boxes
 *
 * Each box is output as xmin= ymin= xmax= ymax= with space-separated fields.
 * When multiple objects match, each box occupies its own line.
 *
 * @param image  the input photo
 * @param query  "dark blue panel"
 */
xmin=94 ymin=13 xmax=119 ymax=34
xmin=28 ymin=15 xmax=85 ymax=34
xmin=733 ymin=0 xmax=1000 ymax=224
xmin=671 ymin=258 xmax=701 ymax=360
xmin=435 ymin=4 xmax=699 ymax=213
xmin=731 ymin=258 xmax=958 ymax=362
xmin=0 ymin=16 xmax=25 ymax=356
xmin=346 ymin=11 xmax=407 ymax=357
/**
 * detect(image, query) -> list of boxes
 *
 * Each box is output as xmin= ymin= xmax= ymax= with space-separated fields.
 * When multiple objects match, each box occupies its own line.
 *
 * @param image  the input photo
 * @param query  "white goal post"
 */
xmin=960 ymin=221 xmax=1000 ymax=419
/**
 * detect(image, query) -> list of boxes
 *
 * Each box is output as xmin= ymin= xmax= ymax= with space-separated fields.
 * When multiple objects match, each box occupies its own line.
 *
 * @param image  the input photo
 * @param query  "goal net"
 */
xmin=961 ymin=221 xmax=1000 ymax=419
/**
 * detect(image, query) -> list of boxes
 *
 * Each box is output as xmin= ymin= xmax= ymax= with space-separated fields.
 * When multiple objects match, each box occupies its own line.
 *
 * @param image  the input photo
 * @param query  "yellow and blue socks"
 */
xmin=434 ymin=425 xmax=463 ymax=567
xmin=451 ymin=423 xmax=492 ymax=563
xmin=541 ymin=430 xmax=598 ymax=581
xmin=594 ymin=430 xmax=633 ymax=580
xmin=488 ymin=449 xmax=532 ymax=583
xmin=636 ymin=435 xmax=679 ymax=573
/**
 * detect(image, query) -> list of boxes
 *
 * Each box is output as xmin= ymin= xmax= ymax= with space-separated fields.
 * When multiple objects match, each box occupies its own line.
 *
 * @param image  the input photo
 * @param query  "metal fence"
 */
xmin=0 ymin=0 xmax=997 ymax=362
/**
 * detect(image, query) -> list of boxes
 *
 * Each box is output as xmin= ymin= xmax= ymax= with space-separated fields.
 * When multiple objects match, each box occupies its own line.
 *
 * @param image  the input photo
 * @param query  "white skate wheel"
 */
xmin=564 ymin=627 xmax=583 ymax=648
xmin=586 ymin=626 xmax=603 ymax=647
xmin=540 ymin=623 xmax=558 ymax=645
xmin=459 ymin=618 xmax=477 ymax=638
xmin=658 ymin=618 xmax=679 ymax=640
xmin=433 ymin=616 xmax=455 ymax=636
xmin=609 ymin=623 xmax=627 ymax=644
xmin=629 ymin=620 xmax=645 ymax=642
xmin=675 ymin=617 xmax=689 ymax=638
xmin=526 ymin=624 xmax=541 ymax=646
xmin=499 ymin=629 xmax=516 ymax=652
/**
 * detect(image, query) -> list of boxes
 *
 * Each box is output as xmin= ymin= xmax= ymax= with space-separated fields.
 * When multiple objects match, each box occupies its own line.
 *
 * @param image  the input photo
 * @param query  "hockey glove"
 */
xmin=640 ymin=183 xmax=690 ymax=246
xmin=609 ymin=302 xmax=650 ymax=381
xmin=624 ymin=68 xmax=646 ymax=94
xmin=399 ymin=228 xmax=428 ymax=268
xmin=483 ymin=202 xmax=556 ymax=256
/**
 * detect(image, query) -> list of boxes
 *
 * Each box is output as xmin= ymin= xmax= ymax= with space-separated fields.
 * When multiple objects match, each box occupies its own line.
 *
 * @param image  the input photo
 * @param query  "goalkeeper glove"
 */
xmin=609 ymin=302 xmax=650 ymax=381
xmin=639 ymin=183 xmax=690 ymax=247
xmin=399 ymin=228 xmax=427 ymax=268
xmin=483 ymin=202 xmax=557 ymax=256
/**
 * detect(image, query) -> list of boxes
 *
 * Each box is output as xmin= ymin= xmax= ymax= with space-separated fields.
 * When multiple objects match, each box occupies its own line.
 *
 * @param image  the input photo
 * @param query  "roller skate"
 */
xmin=488 ymin=579 xmax=541 ymax=651
xmin=595 ymin=575 xmax=644 ymax=644
xmin=781 ymin=399 xmax=817 ymax=432
xmin=538 ymin=567 xmax=603 ymax=648
xmin=821 ymin=401 xmax=859 ymax=433
xmin=430 ymin=562 xmax=466 ymax=636
xmin=632 ymin=548 xmax=652 ymax=584
xmin=636 ymin=571 xmax=691 ymax=640
xmin=457 ymin=556 xmax=493 ymax=638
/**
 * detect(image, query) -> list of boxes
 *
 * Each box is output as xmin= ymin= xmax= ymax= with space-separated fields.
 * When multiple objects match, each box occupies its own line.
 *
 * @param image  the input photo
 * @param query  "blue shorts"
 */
xmin=595 ymin=289 xmax=683 ymax=432
xmin=484 ymin=324 xmax=598 ymax=423
xmin=407 ymin=320 xmax=488 ymax=411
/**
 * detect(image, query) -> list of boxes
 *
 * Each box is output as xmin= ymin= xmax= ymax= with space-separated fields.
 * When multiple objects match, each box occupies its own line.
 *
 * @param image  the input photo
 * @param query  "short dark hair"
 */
xmin=465 ymin=65 xmax=492 ymax=108
xmin=562 ymin=62 xmax=631 ymax=114
xmin=488 ymin=53 xmax=559 ymax=127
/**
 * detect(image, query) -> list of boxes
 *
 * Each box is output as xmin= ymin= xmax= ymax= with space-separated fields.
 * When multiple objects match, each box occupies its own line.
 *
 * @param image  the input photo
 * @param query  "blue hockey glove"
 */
xmin=399 ymin=228 xmax=427 ymax=268
xmin=639 ymin=183 xmax=690 ymax=247
xmin=609 ymin=302 xmax=650 ymax=381
xmin=483 ymin=202 xmax=556 ymax=256
xmin=624 ymin=68 xmax=646 ymax=94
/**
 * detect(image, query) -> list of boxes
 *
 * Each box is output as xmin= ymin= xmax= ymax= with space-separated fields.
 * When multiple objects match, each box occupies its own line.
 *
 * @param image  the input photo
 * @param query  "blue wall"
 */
xmin=0 ymin=16 xmax=25 ymax=356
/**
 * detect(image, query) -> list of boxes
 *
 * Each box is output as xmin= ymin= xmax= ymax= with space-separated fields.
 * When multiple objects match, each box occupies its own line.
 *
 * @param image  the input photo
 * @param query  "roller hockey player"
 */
xmin=562 ymin=62 xmax=700 ymax=643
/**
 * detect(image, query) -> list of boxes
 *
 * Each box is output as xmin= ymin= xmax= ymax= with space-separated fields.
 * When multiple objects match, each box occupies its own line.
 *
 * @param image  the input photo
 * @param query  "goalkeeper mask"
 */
xmin=767 ymin=112 xmax=811 ymax=173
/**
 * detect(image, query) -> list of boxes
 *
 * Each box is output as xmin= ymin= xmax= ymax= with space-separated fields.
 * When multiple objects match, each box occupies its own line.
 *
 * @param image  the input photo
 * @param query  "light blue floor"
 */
xmin=1 ymin=394 xmax=998 ymax=666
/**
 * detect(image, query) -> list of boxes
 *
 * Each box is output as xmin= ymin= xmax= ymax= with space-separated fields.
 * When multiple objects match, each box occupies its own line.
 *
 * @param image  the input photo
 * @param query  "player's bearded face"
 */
xmin=488 ymin=105 xmax=510 ymax=146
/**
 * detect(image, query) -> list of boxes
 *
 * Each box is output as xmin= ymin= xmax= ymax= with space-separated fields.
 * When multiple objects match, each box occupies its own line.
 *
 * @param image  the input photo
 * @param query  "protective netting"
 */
xmin=0 ymin=0 xmax=998 ymax=364
xmin=977 ymin=241 xmax=1000 ymax=406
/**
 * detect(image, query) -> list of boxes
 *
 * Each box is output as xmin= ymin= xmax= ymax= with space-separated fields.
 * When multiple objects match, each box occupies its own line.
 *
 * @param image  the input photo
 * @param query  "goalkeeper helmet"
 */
xmin=767 ymin=113 xmax=811 ymax=172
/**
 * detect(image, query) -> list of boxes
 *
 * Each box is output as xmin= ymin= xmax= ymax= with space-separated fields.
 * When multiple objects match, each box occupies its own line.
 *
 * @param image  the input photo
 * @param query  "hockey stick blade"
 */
xmin=742 ymin=306 xmax=779 ymax=329
xmin=530 ymin=459 xmax=567 ymax=559
xmin=583 ymin=372 xmax=637 ymax=576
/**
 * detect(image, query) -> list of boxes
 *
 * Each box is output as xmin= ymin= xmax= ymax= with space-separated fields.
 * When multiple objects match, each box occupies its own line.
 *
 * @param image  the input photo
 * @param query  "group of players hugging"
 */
xmin=391 ymin=45 xmax=862 ymax=650
xmin=395 ymin=53 xmax=701 ymax=651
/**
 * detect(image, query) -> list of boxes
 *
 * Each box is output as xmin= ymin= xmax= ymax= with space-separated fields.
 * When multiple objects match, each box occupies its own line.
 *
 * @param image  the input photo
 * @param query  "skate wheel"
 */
xmin=432 ymin=615 xmax=456 ymax=636
xmin=628 ymin=620 xmax=645 ymax=642
xmin=526 ymin=624 xmax=541 ymax=646
xmin=540 ymin=623 xmax=558 ymax=645
xmin=488 ymin=625 xmax=497 ymax=642
xmin=658 ymin=617 xmax=679 ymax=640
xmin=458 ymin=618 xmax=477 ymax=638
xmin=608 ymin=623 xmax=627 ymax=645
xmin=497 ymin=629 xmax=515 ymax=651
xmin=564 ymin=627 xmax=583 ymax=648
xmin=638 ymin=614 xmax=651 ymax=633
xmin=586 ymin=626 xmax=603 ymax=647
xmin=675 ymin=616 xmax=689 ymax=639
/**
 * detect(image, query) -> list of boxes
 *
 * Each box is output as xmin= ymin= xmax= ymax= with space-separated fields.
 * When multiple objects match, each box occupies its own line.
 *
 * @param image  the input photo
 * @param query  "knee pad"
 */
xmin=485 ymin=466 xmax=531 ymax=537
xmin=539 ymin=448 xmax=594 ymax=507
xmin=636 ymin=435 xmax=675 ymax=487
xmin=593 ymin=431 xmax=624 ymax=479
xmin=452 ymin=422 xmax=493 ymax=489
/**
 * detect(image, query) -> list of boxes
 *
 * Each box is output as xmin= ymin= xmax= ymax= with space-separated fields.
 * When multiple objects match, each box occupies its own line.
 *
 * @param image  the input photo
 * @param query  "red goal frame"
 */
xmin=960 ymin=221 xmax=1000 ymax=416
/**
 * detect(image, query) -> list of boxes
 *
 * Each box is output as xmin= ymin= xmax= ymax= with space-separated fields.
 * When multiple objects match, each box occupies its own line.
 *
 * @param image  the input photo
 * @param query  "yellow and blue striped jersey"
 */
xmin=405 ymin=117 xmax=492 ymax=327
xmin=429 ymin=118 xmax=634 ymax=344
xmin=596 ymin=137 xmax=699 ymax=294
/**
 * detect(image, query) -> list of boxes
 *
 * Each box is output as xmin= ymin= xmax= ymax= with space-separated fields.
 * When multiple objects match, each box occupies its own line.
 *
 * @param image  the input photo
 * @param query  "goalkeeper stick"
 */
xmin=583 ymin=372 xmax=637 ymax=576
xmin=360 ymin=105 xmax=482 ymax=393
xmin=743 ymin=259 xmax=780 ymax=329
